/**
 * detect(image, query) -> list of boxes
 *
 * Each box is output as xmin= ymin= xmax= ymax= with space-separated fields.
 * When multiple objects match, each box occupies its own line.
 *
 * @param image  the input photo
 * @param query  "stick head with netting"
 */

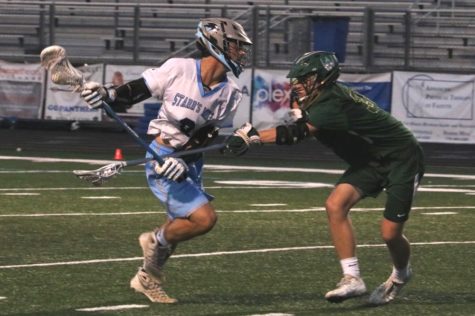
xmin=73 ymin=162 xmax=126 ymax=186
xmin=40 ymin=45 xmax=85 ymax=91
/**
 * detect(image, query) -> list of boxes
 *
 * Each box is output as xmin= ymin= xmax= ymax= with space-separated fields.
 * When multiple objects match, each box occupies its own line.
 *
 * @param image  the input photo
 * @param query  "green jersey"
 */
xmin=307 ymin=83 xmax=417 ymax=166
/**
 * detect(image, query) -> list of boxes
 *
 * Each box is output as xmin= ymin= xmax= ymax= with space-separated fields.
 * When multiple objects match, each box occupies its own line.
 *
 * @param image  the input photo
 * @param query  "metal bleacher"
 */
xmin=1 ymin=0 xmax=475 ymax=73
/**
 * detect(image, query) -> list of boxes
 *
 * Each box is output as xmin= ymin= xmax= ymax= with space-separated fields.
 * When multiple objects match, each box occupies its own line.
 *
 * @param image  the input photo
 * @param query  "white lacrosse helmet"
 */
xmin=196 ymin=18 xmax=253 ymax=77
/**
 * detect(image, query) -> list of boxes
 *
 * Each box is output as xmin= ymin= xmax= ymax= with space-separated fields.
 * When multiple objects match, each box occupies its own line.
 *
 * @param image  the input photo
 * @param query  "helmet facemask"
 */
xmin=286 ymin=51 xmax=340 ymax=109
xmin=196 ymin=18 xmax=253 ymax=77
xmin=290 ymin=72 xmax=321 ymax=109
xmin=223 ymin=39 xmax=252 ymax=77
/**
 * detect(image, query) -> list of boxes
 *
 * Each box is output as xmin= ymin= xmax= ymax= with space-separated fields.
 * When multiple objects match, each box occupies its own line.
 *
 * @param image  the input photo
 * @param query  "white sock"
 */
xmin=340 ymin=257 xmax=360 ymax=278
xmin=155 ymin=228 xmax=169 ymax=247
xmin=392 ymin=265 xmax=409 ymax=281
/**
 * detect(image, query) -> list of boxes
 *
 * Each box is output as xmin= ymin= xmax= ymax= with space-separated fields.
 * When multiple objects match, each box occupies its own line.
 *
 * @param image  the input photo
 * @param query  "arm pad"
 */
xmin=275 ymin=121 xmax=310 ymax=145
xmin=109 ymin=77 xmax=152 ymax=112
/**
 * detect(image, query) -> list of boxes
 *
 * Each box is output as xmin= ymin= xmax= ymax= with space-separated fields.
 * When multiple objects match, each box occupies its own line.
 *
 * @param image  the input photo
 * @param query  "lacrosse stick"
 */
xmin=73 ymin=142 xmax=226 ymax=186
xmin=40 ymin=45 xmax=165 ymax=164
xmin=73 ymin=161 xmax=126 ymax=186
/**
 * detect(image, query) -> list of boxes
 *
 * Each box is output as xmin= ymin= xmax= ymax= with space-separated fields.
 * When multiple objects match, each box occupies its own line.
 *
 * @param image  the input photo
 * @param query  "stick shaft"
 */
xmin=101 ymin=101 xmax=165 ymax=164
xmin=124 ymin=143 xmax=226 ymax=167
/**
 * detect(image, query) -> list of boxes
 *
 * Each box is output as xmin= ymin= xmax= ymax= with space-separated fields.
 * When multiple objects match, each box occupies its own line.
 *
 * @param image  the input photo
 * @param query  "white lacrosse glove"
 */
xmin=153 ymin=157 xmax=188 ymax=182
xmin=80 ymin=81 xmax=116 ymax=109
xmin=223 ymin=122 xmax=261 ymax=156
xmin=283 ymin=108 xmax=308 ymax=124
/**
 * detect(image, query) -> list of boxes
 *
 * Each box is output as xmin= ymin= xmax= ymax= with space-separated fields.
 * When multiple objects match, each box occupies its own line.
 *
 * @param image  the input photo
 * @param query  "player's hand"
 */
xmin=223 ymin=122 xmax=261 ymax=156
xmin=80 ymin=81 xmax=116 ymax=109
xmin=284 ymin=108 xmax=308 ymax=124
xmin=153 ymin=157 xmax=188 ymax=181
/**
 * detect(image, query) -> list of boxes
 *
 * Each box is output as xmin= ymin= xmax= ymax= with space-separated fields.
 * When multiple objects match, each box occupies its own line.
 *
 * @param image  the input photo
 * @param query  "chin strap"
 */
xmin=300 ymin=89 xmax=321 ymax=110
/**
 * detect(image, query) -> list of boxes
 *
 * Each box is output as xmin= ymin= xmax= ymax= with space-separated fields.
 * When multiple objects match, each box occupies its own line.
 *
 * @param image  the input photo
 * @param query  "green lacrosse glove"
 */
xmin=223 ymin=122 xmax=261 ymax=156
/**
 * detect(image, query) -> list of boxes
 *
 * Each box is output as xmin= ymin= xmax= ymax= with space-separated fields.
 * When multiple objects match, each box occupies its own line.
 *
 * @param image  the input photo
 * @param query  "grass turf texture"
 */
xmin=0 ymin=155 xmax=474 ymax=315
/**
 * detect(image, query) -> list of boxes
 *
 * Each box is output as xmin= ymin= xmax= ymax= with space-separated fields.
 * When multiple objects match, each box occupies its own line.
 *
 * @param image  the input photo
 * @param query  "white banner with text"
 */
xmin=392 ymin=71 xmax=475 ymax=143
xmin=44 ymin=64 xmax=103 ymax=121
xmin=0 ymin=60 xmax=44 ymax=119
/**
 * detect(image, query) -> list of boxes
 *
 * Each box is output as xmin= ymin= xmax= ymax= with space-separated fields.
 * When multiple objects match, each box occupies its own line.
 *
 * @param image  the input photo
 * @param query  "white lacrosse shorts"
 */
xmin=145 ymin=140 xmax=214 ymax=220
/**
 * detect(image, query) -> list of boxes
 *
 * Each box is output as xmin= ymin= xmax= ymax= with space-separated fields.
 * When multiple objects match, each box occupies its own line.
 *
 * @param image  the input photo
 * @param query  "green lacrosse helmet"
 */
xmin=287 ymin=51 xmax=340 ymax=87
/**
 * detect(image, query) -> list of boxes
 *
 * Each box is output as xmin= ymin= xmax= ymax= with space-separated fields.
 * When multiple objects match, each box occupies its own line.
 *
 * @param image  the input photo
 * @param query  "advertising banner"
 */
xmin=392 ymin=71 xmax=475 ymax=143
xmin=44 ymin=64 xmax=103 ymax=121
xmin=245 ymin=70 xmax=392 ymax=131
xmin=105 ymin=64 xmax=152 ymax=116
xmin=251 ymin=68 xmax=292 ymax=130
xmin=0 ymin=60 xmax=44 ymax=119
xmin=340 ymin=72 xmax=392 ymax=112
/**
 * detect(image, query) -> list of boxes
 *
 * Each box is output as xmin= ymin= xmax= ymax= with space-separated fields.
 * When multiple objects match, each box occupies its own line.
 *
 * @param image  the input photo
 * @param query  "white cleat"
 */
xmin=130 ymin=268 xmax=177 ymax=304
xmin=368 ymin=267 xmax=412 ymax=305
xmin=325 ymin=275 xmax=367 ymax=303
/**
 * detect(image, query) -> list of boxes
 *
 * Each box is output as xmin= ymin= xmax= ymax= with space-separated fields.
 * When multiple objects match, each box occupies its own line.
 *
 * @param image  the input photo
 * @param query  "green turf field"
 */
xmin=0 ymin=153 xmax=474 ymax=316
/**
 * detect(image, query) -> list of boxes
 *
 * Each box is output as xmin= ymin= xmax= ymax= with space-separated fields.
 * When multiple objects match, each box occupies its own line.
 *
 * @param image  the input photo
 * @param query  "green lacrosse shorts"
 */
xmin=337 ymin=145 xmax=425 ymax=223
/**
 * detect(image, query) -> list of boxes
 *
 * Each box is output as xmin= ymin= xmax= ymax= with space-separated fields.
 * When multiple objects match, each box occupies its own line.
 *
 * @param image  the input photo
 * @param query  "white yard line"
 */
xmin=0 ymin=211 xmax=165 ymax=217
xmin=1 ymin=155 xmax=475 ymax=179
xmin=0 ymin=156 xmax=112 ymax=165
xmin=1 ymin=206 xmax=474 ymax=218
xmin=419 ymin=187 xmax=475 ymax=193
xmin=0 ymin=193 xmax=40 ymax=196
xmin=422 ymin=212 xmax=458 ymax=215
xmin=0 ymin=184 xmax=474 ymax=193
xmin=0 ymin=241 xmax=473 ymax=270
xmin=0 ymin=187 xmax=147 ymax=191
xmin=248 ymin=314 xmax=294 ymax=316
xmin=80 ymin=196 xmax=121 ymax=199
xmin=76 ymin=304 xmax=148 ymax=312
xmin=215 ymin=180 xmax=334 ymax=188
xmin=0 ymin=170 xmax=72 ymax=174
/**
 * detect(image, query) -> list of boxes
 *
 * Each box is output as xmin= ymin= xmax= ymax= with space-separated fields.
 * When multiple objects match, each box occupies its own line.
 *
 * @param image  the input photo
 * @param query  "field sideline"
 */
xmin=0 ymin=155 xmax=474 ymax=315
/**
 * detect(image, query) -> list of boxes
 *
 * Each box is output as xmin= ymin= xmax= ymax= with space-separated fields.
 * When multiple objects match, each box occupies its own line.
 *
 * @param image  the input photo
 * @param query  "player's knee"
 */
xmin=203 ymin=210 xmax=218 ymax=231
xmin=380 ymin=228 xmax=404 ymax=244
xmin=325 ymin=199 xmax=347 ymax=222
xmin=192 ymin=207 xmax=217 ymax=234
xmin=380 ymin=219 xmax=405 ymax=243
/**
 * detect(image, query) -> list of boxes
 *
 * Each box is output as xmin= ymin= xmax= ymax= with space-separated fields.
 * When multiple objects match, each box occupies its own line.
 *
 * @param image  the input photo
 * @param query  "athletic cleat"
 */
xmin=139 ymin=231 xmax=175 ymax=279
xmin=325 ymin=275 xmax=367 ymax=303
xmin=368 ymin=267 xmax=412 ymax=305
xmin=130 ymin=268 xmax=177 ymax=304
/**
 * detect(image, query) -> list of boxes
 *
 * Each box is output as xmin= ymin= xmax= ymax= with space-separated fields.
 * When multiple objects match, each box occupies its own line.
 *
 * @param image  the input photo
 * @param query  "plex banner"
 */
xmin=44 ymin=64 xmax=103 ymax=121
xmin=236 ymin=69 xmax=392 ymax=131
xmin=0 ymin=60 xmax=44 ymax=119
xmin=392 ymin=71 xmax=475 ymax=144
xmin=250 ymin=69 xmax=292 ymax=130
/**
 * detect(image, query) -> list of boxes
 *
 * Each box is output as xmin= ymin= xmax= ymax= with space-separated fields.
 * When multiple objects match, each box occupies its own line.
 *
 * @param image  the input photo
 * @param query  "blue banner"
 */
xmin=339 ymin=73 xmax=392 ymax=112
xmin=342 ymin=81 xmax=392 ymax=112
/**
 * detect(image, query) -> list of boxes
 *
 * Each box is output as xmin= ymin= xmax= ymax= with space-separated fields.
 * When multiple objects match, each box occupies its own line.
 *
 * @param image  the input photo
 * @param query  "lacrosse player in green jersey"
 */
xmin=224 ymin=51 xmax=425 ymax=305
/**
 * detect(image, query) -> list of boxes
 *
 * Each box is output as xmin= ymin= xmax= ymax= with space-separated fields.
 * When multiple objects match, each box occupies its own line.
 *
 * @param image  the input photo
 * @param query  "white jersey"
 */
xmin=142 ymin=58 xmax=242 ymax=148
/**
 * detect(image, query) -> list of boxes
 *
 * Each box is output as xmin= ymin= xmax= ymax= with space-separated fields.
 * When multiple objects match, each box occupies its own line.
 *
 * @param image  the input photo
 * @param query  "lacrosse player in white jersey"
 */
xmin=80 ymin=18 xmax=254 ymax=303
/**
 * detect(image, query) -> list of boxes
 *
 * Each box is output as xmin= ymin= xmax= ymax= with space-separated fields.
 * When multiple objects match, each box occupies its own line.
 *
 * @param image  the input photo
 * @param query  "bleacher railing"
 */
xmin=1 ymin=1 xmax=475 ymax=73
